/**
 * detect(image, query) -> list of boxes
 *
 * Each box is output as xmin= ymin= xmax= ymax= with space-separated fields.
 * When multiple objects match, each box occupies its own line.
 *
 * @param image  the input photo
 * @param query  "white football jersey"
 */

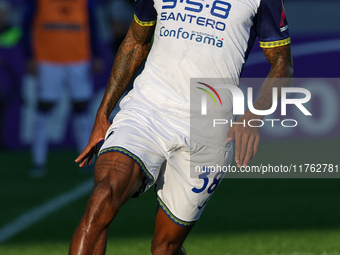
xmin=119 ymin=0 xmax=290 ymax=148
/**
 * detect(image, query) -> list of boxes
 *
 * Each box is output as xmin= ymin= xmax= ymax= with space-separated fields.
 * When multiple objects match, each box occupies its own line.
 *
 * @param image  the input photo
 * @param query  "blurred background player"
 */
xmin=0 ymin=1 xmax=21 ymax=48
xmin=22 ymin=0 xmax=102 ymax=177
xmin=0 ymin=0 xmax=22 ymax=149
xmin=106 ymin=0 xmax=134 ymax=55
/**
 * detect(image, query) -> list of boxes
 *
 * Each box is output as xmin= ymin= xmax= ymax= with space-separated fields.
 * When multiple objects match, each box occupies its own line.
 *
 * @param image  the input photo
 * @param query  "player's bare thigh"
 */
xmin=94 ymin=151 xmax=146 ymax=205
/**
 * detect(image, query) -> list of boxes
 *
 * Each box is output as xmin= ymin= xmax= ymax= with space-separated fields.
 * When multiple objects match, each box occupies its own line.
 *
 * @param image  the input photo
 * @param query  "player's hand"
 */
xmin=75 ymin=115 xmax=111 ymax=167
xmin=226 ymin=114 xmax=260 ymax=168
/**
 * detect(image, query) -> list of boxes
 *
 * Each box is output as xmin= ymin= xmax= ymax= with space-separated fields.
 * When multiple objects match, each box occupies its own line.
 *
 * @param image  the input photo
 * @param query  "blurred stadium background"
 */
xmin=0 ymin=0 xmax=339 ymax=254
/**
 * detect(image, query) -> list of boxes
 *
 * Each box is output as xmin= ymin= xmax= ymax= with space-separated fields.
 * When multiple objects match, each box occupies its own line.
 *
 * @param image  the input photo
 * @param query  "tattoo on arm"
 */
xmin=263 ymin=44 xmax=294 ymax=79
xmin=100 ymin=21 xmax=155 ymax=118
xmin=251 ymin=44 xmax=294 ymax=114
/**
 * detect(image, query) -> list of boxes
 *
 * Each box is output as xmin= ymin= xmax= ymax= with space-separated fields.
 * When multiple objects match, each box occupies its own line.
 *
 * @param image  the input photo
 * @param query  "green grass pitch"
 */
xmin=0 ymin=138 xmax=339 ymax=255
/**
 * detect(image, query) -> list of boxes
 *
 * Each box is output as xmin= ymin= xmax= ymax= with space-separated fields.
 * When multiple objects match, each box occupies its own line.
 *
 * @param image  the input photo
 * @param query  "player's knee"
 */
xmin=72 ymin=100 xmax=89 ymax=114
xmin=151 ymin=238 xmax=183 ymax=255
xmin=37 ymin=101 xmax=54 ymax=113
xmin=87 ymin=182 xmax=120 ymax=223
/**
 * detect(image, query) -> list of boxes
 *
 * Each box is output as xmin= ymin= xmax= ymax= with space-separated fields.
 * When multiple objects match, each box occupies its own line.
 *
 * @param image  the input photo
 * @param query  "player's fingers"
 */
xmin=75 ymin=155 xmax=87 ymax=167
xmin=86 ymin=145 xmax=98 ymax=165
xmin=242 ymin=135 xmax=255 ymax=167
xmin=252 ymin=134 xmax=260 ymax=159
xmin=75 ymin=140 xmax=97 ymax=162
xmin=226 ymin=126 xmax=235 ymax=143
xmin=79 ymin=159 xmax=87 ymax=168
xmin=75 ymin=148 xmax=89 ymax=163
xmin=81 ymin=150 xmax=94 ymax=167
xmin=75 ymin=146 xmax=94 ymax=167
xmin=239 ymin=133 xmax=249 ymax=167
xmin=76 ymin=152 xmax=89 ymax=167
xmin=234 ymin=132 xmax=242 ymax=167
xmin=86 ymin=148 xmax=94 ymax=165
xmin=85 ymin=157 xmax=90 ymax=165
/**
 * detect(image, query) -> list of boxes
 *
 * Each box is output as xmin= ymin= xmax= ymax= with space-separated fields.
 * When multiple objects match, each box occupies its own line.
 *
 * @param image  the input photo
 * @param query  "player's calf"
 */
xmin=151 ymin=243 xmax=184 ymax=255
xmin=151 ymin=238 xmax=186 ymax=255
xmin=69 ymin=182 xmax=119 ymax=255
xmin=70 ymin=152 xmax=144 ymax=254
xmin=85 ymin=181 xmax=119 ymax=228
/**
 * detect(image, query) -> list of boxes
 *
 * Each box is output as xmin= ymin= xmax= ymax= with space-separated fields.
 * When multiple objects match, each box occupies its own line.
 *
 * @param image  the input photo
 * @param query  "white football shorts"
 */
xmin=98 ymin=109 xmax=233 ymax=227
xmin=37 ymin=61 xmax=93 ymax=102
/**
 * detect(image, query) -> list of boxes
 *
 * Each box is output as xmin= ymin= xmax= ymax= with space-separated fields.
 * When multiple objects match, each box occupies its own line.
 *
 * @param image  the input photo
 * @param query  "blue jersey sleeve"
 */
xmin=255 ymin=0 xmax=291 ymax=48
xmin=134 ymin=0 xmax=157 ymax=26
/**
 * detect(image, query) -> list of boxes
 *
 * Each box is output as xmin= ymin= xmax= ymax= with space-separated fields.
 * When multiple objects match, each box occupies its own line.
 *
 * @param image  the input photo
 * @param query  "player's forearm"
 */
xmin=264 ymin=44 xmax=294 ymax=79
xmin=244 ymin=44 xmax=294 ymax=120
xmin=97 ymin=21 xmax=154 ymax=119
